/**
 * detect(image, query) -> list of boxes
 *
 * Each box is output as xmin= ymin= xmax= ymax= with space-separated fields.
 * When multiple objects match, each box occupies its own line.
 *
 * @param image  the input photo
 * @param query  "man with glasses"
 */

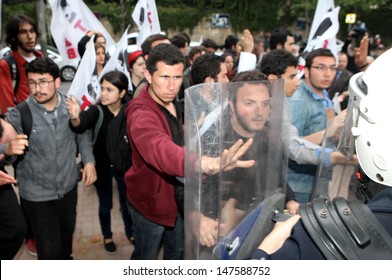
xmin=0 ymin=15 xmax=44 ymax=117
xmin=288 ymin=48 xmax=346 ymax=203
xmin=5 ymin=57 xmax=97 ymax=259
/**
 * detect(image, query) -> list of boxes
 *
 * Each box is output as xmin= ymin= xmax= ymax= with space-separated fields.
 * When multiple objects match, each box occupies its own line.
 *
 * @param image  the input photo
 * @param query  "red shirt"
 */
xmin=0 ymin=50 xmax=43 ymax=115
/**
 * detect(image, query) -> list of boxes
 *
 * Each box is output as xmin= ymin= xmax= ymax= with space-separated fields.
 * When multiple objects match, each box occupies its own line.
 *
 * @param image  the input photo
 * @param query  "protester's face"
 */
xmin=28 ymin=72 xmax=60 ymax=105
xmin=281 ymin=66 xmax=300 ymax=97
xmin=338 ymin=53 xmax=348 ymax=70
xmin=284 ymin=35 xmax=297 ymax=54
xmin=17 ymin=22 xmax=37 ymax=53
xmin=131 ymin=56 xmax=146 ymax=80
xmin=224 ymin=55 xmax=234 ymax=72
xmin=230 ymin=83 xmax=271 ymax=137
xmin=215 ymin=63 xmax=230 ymax=83
xmin=144 ymin=61 xmax=184 ymax=106
xmin=100 ymin=79 xmax=124 ymax=106
xmin=306 ymin=56 xmax=337 ymax=91
xmin=96 ymin=47 xmax=106 ymax=66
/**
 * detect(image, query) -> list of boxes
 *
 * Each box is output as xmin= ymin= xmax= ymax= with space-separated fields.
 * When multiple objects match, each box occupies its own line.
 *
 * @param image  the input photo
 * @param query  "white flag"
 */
xmin=67 ymin=36 xmax=98 ymax=109
xmin=99 ymin=26 xmax=133 ymax=93
xmin=132 ymin=0 xmax=161 ymax=49
xmin=297 ymin=0 xmax=340 ymax=78
xmin=48 ymin=0 xmax=115 ymax=64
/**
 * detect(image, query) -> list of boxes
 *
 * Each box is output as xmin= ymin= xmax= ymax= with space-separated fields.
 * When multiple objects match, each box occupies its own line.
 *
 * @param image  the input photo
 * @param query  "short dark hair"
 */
xmin=170 ymin=34 xmax=188 ymax=49
xmin=201 ymin=38 xmax=218 ymax=51
xmin=190 ymin=53 xmax=224 ymax=86
xmin=141 ymin=33 xmax=169 ymax=56
xmin=188 ymin=45 xmax=206 ymax=62
xmin=260 ymin=49 xmax=298 ymax=77
xmin=25 ymin=57 xmax=60 ymax=80
xmin=177 ymin=32 xmax=191 ymax=44
xmin=305 ymin=48 xmax=335 ymax=68
xmin=6 ymin=15 xmax=39 ymax=51
xmin=146 ymin=43 xmax=185 ymax=75
xmin=224 ymin=35 xmax=239 ymax=50
xmin=269 ymin=27 xmax=293 ymax=50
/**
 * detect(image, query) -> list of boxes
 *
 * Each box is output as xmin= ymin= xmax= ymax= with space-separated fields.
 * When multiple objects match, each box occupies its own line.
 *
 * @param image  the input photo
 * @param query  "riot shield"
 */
xmin=312 ymin=91 xmax=359 ymax=201
xmin=184 ymin=80 xmax=288 ymax=260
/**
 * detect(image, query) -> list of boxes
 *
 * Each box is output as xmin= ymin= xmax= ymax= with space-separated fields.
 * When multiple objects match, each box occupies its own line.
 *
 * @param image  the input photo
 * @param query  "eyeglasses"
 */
xmin=310 ymin=65 xmax=337 ymax=72
xmin=27 ymin=80 xmax=54 ymax=89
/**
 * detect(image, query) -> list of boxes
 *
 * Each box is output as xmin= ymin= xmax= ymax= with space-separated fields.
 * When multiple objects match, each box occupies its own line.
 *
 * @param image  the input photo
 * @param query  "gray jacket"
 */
xmin=6 ymin=93 xmax=95 ymax=202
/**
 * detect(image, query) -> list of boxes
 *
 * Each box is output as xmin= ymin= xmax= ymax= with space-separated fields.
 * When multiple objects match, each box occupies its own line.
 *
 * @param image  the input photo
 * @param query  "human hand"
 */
xmin=326 ymin=109 xmax=347 ymax=137
xmin=199 ymin=214 xmax=219 ymax=247
xmin=66 ymin=96 xmax=81 ymax=122
xmin=330 ymin=151 xmax=358 ymax=165
xmin=285 ymin=200 xmax=300 ymax=215
xmin=0 ymin=170 xmax=17 ymax=185
xmin=5 ymin=134 xmax=29 ymax=156
xmin=200 ymin=138 xmax=255 ymax=175
xmin=241 ymin=29 xmax=254 ymax=53
xmin=81 ymin=162 xmax=97 ymax=187
xmin=258 ymin=214 xmax=301 ymax=255
xmin=219 ymin=198 xmax=245 ymax=235
xmin=0 ymin=119 xmax=17 ymax=144
xmin=355 ymin=35 xmax=369 ymax=69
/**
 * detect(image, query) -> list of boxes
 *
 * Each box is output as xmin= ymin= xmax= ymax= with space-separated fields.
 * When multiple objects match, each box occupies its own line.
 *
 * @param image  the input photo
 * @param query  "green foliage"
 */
xmin=158 ymin=6 xmax=206 ymax=33
xmin=91 ymin=0 xmax=135 ymax=34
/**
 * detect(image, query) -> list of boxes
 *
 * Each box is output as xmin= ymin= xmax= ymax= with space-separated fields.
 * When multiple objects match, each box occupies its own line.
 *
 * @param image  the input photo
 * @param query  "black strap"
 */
xmin=16 ymin=101 xmax=32 ymax=137
xmin=4 ymin=55 xmax=20 ymax=101
xmin=300 ymin=197 xmax=392 ymax=259
xmin=92 ymin=105 xmax=104 ymax=145
xmin=12 ymin=101 xmax=32 ymax=174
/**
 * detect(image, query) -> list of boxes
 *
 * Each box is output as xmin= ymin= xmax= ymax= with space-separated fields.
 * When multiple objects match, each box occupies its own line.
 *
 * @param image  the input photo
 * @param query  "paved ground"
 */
xmin=13 ymin=178 xmax=135 ymax=260
xmin=10 ymin=163 xmax=355 ymax=260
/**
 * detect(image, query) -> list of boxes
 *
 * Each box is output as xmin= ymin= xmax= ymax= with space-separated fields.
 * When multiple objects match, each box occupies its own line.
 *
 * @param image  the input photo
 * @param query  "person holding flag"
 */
xmin=132 ymin=0 xmax=161 ymax=50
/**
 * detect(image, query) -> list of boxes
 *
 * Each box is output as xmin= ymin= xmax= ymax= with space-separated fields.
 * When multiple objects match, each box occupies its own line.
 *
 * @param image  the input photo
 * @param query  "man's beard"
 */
xmin=234 ymin=110 xmax=258 ymax=135
xmin=17 ymin=40 xmax=35 ymax=53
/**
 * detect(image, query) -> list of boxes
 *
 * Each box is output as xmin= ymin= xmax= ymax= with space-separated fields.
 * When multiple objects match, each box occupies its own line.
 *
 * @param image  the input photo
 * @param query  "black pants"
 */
xmin=21 ymin=186 xmax=77 ymax=260
xmin=0 ymin=184 xmax=27 ymax=259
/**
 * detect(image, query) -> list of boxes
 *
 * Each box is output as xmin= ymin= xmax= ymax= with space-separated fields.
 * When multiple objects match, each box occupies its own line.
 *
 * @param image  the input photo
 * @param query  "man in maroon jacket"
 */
xmin=125 ymin=43 xmax=254 ymax=260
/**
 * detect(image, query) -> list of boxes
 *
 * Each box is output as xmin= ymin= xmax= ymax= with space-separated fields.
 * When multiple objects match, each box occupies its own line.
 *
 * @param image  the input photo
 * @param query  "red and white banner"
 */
xmin=68 ymin=27 xmax=133 ymax=108
xmin=48 ymin=0 xmax=115 ymax=64
xmin=67 ymin=36 xmax=98 ymax=109
xmin=100 ymin=27 xmax=133 ymax=92
xmin=297 ymin=0 xmax=340 ymax=78
xmin=132 ymin=0 xmax=161 ymax=49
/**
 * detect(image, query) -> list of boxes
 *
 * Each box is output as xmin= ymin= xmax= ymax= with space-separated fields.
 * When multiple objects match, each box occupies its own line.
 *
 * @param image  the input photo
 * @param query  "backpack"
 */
xmin=11 ymin=101 xmax=32 ymax=175
xmin=4 ymin=55 xmax=20 ymax=100
xmin=104 ymin=105 xmax=132 ymax=175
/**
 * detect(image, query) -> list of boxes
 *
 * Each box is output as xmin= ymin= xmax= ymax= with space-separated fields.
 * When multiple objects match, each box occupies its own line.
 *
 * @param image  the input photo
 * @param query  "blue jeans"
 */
xmin=127 ymin=202 xmax=184 ymax=260
xmin=95 ymin=167 xmax=133 ymax=239
xmin=22 ymin=186 xmax=77 ymax=260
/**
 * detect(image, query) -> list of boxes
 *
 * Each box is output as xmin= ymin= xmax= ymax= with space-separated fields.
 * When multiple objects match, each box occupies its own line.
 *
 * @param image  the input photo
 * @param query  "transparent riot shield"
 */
xmin=312 ymin=93 xmax=359 ymax=201
xmin=184 ymin=80 xmax=288 ymax=260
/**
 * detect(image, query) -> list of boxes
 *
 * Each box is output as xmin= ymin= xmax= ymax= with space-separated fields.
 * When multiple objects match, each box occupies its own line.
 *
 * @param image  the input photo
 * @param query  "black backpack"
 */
xmin=4 ymin=55 xmax=20 ymax=100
